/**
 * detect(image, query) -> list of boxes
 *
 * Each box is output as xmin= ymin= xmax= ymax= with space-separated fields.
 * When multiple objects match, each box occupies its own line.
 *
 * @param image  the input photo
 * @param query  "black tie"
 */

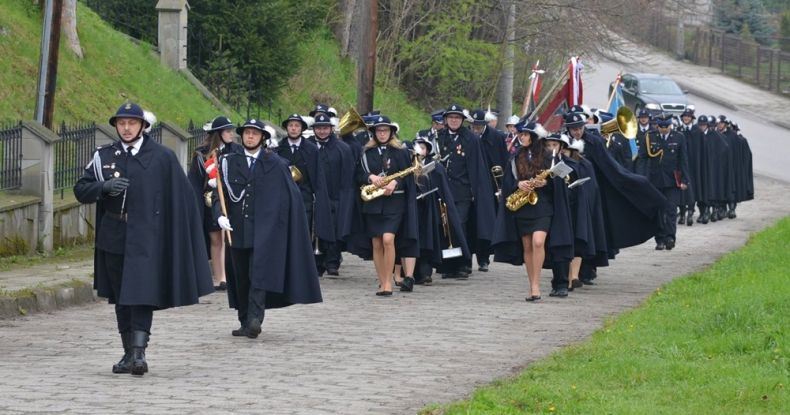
xmin=291 ymin=144 xmax=298 ymax=154
xmin=126 ymin=146 xmax=134 ymax=157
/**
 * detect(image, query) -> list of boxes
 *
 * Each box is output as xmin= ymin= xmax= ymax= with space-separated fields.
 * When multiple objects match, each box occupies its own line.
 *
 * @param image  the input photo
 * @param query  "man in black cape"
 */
xmin=214 ymin=119 xmax=322 ymax=339
xmin=695 ymin=116 xmax=731 ymax=224
xmin=74 ymin=102 xmax=214 ymax=376
xmin=717 ymin=116 xmax=753 ymax=218
xmin=470 ymin=109 xmax=509 ymax=272
xmin=568 ymin=112 xmax=669 ymax=252
xmin=436 ymin=104 xmax=497 ymax=279
xmin=276 ymin=113 xmax=336 ymax=272
xmin=308 ymin=114 xmax=356 ymax=276
xmin=410 ymin=137 xmax=470 ymax=285
xmin=677 ymin=109 xmax=701 ymax=226
xmin=731 ymin=122 xmax=754 ymax=207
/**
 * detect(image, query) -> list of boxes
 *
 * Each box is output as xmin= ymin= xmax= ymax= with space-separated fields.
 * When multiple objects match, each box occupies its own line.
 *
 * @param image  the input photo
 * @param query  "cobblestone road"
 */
xmin=1 ymin=176 xmax=788 ymax=415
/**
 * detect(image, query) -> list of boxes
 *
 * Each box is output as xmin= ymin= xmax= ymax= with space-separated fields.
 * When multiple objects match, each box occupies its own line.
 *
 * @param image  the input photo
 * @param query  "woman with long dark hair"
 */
xmin=187 ymin=116 xmax=241 ymax=290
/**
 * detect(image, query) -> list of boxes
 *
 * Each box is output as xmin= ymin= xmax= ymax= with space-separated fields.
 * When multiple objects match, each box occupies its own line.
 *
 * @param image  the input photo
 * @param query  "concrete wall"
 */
xmin=53 ymin=197 xmax=95 ymax=248
xmin=0 ymin=197 xmax=40 ymax=255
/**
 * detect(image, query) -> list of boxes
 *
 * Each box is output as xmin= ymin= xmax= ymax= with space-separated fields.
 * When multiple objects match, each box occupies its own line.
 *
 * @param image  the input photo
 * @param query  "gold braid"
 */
xmin=645 ymin=131 xmax=664 ymax=160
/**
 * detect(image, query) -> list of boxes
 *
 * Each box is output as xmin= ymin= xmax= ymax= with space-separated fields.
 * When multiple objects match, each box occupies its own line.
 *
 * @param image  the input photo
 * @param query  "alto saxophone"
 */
xmin=360 ymin=158 xmax=422 ymax=202
xmin=505 ymin=169 xmax=553 ymax=212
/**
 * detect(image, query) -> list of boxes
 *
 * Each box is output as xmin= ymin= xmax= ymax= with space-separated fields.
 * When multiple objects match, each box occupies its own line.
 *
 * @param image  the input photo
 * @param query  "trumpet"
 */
xmin=360 ymin=158 xmax=423 ymax=202
xmin=491 ymin=165 xmax=504 ymax=199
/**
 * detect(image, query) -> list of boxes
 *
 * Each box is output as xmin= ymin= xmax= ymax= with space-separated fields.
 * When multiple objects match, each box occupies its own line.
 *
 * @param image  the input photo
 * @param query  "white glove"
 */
xmin=217 ymin=216 xmax=233 ymax=231
xmin=207 ymin=178 xmax=217 ymax=188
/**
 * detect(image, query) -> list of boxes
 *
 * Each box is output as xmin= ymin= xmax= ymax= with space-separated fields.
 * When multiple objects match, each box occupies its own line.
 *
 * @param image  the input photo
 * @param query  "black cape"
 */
xmin=222 ymin=150 xmax=323 ymax=309
xmin=580 ymin=131 xmax=668 ymax=249
xmin=700 ymin=128 xmax=731 ymax=204
xmin=309 ymin=134 xmax=356 ymax=242
xmin=275 ymin=138 xmax=336 ymax=242
xmin=492 ymin=151 xmax=574 ymax=266
xmin=75 ymin=137 xmax=214 ymax=308
xmin=564 ymin=156 xmax=609 ymax=266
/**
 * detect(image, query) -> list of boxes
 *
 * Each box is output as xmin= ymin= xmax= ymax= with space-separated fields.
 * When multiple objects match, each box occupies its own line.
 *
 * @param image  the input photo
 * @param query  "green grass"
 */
xmin=272 ymin=30 xmax=426 ymax=140
xmin=427 ymin=216 xmax=790 ymax=414
xmin=0 ymin=0 xmax=238 ymax=125
xmin=0 ymin=244 xmax=93 ymax=272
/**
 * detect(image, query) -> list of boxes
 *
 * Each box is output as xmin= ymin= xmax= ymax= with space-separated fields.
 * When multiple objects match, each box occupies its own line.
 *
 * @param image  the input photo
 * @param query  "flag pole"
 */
xmin=606 ymin=71 xmax=622 ymax=110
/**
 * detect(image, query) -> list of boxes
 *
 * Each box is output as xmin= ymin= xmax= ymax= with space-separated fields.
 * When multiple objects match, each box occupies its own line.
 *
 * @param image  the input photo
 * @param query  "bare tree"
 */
xmin=62 ymin=0 xmax=82 ymax=59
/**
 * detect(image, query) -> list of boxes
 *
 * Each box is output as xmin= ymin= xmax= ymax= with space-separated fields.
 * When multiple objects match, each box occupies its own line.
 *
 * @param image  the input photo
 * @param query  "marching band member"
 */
xmin=676 ymin=109 xmax=700 ymax=226
xmin=353 ymin=116 xmax=419 ymax=295
xmin=75 ymin=102 xmax=213 ymax=376
xmin=436 ymin=104 xmax=496 ymax=279
xmin=214 ymin=119 xmax=322 ymax=338
xmin=636 ymin=114 xmax=690 ymax=251
xmin=308 ymin=113 xmax=356 ymax=276
xmin=276 ymin=113 xmax=336 ymax=274
xmin=492 ymin=121 xmax=573 ymax=301
xmin=187 ymin=116 xmax=242 ymax=291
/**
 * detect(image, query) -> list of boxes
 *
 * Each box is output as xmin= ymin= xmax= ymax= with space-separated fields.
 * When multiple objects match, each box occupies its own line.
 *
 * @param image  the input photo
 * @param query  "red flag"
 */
xmin=538 ymin=80 xmax=570 ymax=132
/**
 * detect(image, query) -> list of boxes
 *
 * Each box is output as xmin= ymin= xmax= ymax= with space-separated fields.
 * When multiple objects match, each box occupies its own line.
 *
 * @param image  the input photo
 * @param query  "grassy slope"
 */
xmin=431 ymin=217 xmax=790 ymax=414
xmin=0 ymin=0 xmax=236 ymax=126
xmin=274 ymin=31 xmax=425 ymax=140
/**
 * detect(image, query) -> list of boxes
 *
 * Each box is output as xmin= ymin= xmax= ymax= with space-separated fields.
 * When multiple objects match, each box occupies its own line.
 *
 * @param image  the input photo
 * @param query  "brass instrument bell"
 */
xmin=290 ymin=165 xmax=303 ymax=182
xmin=601 ymin=106 xmax=638 ymax=139
xmin=338 ymin=107 xmax=367 ymax=137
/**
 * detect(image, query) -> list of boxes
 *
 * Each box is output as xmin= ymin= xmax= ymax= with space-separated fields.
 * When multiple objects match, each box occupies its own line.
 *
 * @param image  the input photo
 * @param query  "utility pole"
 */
xmin=356 ymin=0 xmax=377 ymax=114
xmin=34 ymin=0 xmax=64 ymax=129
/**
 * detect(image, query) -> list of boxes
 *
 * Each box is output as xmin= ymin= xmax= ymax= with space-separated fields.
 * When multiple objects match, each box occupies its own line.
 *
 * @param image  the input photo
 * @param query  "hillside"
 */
xmin=0 ymin=0 xmax=235 ymax=126
xmin=0 ymin=1 xmax=427 ymax=138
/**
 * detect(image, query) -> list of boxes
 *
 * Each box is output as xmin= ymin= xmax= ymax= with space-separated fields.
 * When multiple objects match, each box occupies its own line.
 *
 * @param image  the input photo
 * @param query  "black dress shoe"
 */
xmin=478 ymin=263 xmax=489 ymax=272
xmin=423 ymin=276 xmax=432 ymax=286
xmin=232 ymin=326 xmax=248 ymax=337
xmin=686 ymin=211 xmax=694 ymax=226
xmin=677 ymin=213 xmax=685 ymax=225
xmin=525 ymin=295 xmax=541 ymax=302
xmin=655 ymin=242 xmax=666 ymax=250
xmin=247 ymin=318 xmax=262 ymax=339
xmin=571 ymin=279 xmax=584 ymax=288
xmin=727 ymin=210 xmax=737 ymax=219
xmin=549 ymin=287 xmax=569 ymax=297
xmin=400 ymin=276 xmax=414 ymax=292
xmin=326 ymin=268 xmax=339 ymax=276
xmin=375 ymin=290 xmax=393 ymax=296
xmin=214 ymin=281 xmax=227 ymax=291
xmin=580 ymin=279 xmax=596 ymax=286
xmin=665 ymin=239 xmax=675 ymax=250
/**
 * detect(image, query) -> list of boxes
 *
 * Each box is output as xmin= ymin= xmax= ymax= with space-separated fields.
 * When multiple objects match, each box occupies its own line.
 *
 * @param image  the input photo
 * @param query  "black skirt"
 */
xmin=203 ymin=205 xmax=221 ymax=232
xmin=515 ymin=215 xmax=551 ymax=236
xmin=364 ymin=213 xmax=402 ymax=237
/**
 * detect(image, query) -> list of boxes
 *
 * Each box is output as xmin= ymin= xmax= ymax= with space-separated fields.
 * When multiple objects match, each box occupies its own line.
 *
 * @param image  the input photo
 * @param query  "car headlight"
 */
xmin=645 ymin=103 xmax=661 ymax=110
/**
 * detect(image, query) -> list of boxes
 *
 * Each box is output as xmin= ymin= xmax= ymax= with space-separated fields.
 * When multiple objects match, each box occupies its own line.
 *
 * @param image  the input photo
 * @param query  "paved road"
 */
xmin=1 ymin=175 xmax=789 ymax=414
xmin=584 ymin=59 xmax=790 ymax=182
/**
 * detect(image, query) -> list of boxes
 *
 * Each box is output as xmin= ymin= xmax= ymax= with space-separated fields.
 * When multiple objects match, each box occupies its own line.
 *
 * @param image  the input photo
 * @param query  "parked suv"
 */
xmin=611 ymin=73 xmax=691 ymax=116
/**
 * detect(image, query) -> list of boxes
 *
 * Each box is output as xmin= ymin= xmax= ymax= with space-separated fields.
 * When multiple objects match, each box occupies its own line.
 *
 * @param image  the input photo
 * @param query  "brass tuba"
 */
xmin=601 ymin=106 xmax=638 ymax=139
xmin=339 ymin=107 xmax=367 ymax=137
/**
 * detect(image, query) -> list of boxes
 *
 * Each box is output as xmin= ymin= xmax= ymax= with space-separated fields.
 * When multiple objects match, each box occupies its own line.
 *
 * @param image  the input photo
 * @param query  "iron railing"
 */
xmin=0 ymin=122 xmax=23 ymax=191
xmin=55 ymin=122 xmax=96 ymax=196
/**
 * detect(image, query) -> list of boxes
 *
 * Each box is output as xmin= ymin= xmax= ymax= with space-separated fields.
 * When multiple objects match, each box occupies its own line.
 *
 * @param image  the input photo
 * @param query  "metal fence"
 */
xmin=148 ymin=123 xmax=162 ymax=143
xmin=632 ymin=16 xmax=790 ymax=95
xmin=55 ymin=122 xmax=96 ymax=196
xmin=186 ymin=120 xmax=207 ymax=168
xmin=0 ymin=122 xmax=23 ymax=191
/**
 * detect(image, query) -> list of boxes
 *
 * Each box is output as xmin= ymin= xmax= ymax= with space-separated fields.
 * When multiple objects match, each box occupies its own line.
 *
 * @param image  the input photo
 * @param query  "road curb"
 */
xmin=0 ymin=279 xmax=97 ymax=319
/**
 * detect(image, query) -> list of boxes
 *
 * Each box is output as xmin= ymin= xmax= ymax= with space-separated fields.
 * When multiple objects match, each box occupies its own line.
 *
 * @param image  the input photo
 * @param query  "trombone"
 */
xmin=491 ymin=165 xmax=503 ymax=199
xmin=311 ymin=196 xmax=322 ymax=255
xmin=439 ymin=198 xmax=462 ymax=259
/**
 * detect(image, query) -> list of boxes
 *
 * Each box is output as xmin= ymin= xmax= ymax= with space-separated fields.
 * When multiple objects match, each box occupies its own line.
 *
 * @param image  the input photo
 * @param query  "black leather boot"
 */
xmin=727 ymin=203 xmax=737 ymax=219
xmin=686 ymin=210 xmax=693 ymax=226
xmin=700 ymin=207 xmax=710 ymax=224
xmin=112 ymin=332 xmax=132 ymax=374
xmin=677 ymin=207 xmax=686 ymax=225
xmin=130 ymin=331 xmax=149 ymax=376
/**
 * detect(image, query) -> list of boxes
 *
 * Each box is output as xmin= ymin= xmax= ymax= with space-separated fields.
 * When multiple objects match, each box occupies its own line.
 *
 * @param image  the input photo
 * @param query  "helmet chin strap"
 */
xmin=117 ymin=125 xmax=144 ymax=144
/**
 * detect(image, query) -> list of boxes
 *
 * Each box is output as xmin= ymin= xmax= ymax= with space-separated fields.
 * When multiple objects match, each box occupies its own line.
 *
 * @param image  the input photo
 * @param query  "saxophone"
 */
xmin=360 ymin=158 xmax=422 ymax=202
xmin=505 ymin=169 xmax=553 ymax=212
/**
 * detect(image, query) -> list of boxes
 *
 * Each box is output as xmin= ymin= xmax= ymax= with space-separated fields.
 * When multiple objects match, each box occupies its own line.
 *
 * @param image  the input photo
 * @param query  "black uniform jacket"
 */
xmin=606 ymin=132 xmax=633 ymax=171
xmin=74 ymin=137 xmax=214 ymax=308
xmin=699 ymin=128 xmax=730 ymax=204
xmin=436 ymin=127 xmax=497 ymax=243
xmin=492 ymin=150 xmax=574 ymax=266
xmin=213 ymin=150 xmax=322 ymax=308
xmin=479 ymin=126 xmax=509 ymax=186
xmin=581 ymin=131 xmax=669 ymax=249
xmin=678 ymin=124 xmax=701 ymax=206
xmin=275 ymin=137 xmax=335 ymax=242
xmin=636 ymin=130 xmax=690 ymax=189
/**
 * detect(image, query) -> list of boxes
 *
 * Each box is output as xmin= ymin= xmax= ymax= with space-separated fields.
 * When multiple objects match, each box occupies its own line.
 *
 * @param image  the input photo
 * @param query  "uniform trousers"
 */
xmin=551 ymin=261 xmax=570 ymax=290
xmin=230 ymin=248 xmax=267 ymax=325
xmin=99 ymin=250 xmax=154 ymax=334
xmin=657 ymin=187 xmax=680 ymax=243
